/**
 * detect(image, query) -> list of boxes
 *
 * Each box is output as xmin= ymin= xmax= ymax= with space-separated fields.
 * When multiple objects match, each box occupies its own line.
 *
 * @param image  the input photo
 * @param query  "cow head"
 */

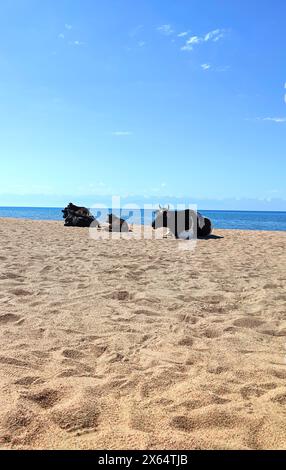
xmin=152 ymin=205 xmax=170 ymax=229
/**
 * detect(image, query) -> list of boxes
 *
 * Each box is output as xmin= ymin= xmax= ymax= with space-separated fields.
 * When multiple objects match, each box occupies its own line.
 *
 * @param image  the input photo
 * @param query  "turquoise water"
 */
xmin=0 ymin=207 xmax=286 ymax=231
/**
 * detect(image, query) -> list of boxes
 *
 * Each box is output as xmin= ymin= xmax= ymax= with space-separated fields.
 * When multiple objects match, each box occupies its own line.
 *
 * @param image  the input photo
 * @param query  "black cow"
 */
xmin=152 ymin=207 xmax=212 ymax=239
xmin=62 ymin=203 xmax=100 ymax=228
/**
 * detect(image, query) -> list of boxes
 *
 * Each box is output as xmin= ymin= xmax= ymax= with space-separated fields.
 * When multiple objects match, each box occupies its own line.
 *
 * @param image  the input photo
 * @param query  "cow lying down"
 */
xmin=152 ymin=207 xmax=212 ymax=239
xmin=107 ymin=214 xmax=130 ymax=232
xmin=62 ymin=203 xmax=100 ymax=228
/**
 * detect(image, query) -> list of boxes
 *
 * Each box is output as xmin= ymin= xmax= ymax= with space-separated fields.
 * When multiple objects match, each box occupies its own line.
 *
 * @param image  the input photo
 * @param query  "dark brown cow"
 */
xmin=62 ymin=203 xmax=100 ymax=227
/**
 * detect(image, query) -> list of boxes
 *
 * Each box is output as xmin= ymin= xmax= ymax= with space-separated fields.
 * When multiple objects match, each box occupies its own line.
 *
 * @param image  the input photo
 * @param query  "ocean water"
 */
xmin=0 ymin=206 xmax=286 ymax=231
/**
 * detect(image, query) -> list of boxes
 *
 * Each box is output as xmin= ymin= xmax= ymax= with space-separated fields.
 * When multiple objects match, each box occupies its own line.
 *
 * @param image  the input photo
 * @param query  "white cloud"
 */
xmin=204 ymin=29 xmax=225 ymax=42
xmin=200 ymin=64 xmax=230 ymax=72
xmin=157 ymin=24 xmax=174 ymax=36
xmin=58 ymin=33 xmax=65 ymax=39
xmin=65 ymin=24 xmax=72 ymax=30
xmin=248 ymin=117 xmax=286 ymax=123
xmin=112 ymin=131 xmax=133 ymax=136
xmin=181 ymin=44 xmax=194 ymax=51
xmin=69 ymin=40 xmax=85 ymax=46
xmin=177 ymin=31 xmax=189 ymax=37
xmin=181 ymin=28 xmax=227 ymax=52
xmin=181 ymin=36 xmax=202 ymax=51
xmin=188 ymin=35 xmax=202 ymax=44
xmin=262 ymin=117 xmax=286 ymax=123
xmin=138 ymin=41 xmax=146 ymax=47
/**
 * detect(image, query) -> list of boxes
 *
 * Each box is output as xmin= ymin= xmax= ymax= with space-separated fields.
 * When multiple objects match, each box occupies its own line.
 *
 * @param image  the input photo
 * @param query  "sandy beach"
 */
xmin=0 ymin=218 xmax=285 ymax=450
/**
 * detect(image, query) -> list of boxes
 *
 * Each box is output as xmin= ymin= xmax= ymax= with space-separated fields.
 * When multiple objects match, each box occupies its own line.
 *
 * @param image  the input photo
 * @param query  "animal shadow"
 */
xmin=199 ymin=234 xmax=224 ymax=240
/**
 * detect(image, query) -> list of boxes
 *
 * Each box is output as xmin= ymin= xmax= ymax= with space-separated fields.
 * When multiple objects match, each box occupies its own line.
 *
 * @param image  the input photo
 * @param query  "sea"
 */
xmin=0 ymin=207 xmax=286 ymax=231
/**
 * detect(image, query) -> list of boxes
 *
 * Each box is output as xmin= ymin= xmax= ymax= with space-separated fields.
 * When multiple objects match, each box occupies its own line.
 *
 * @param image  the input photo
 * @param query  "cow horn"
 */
xmin=158 ymin=204 xmax=169 ymax=212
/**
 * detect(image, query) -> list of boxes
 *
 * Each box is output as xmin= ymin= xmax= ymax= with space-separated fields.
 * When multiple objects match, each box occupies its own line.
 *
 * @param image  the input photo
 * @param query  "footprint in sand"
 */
xmin=1 ymin=407 xmax=44 ymax=445
xmin=134 ymin=294 xmax=161 ymax=305
xmin=263 ymin=283 xmax=280 ymax=289
xmin=177 ymin=336 xmax=194 ymax=347
xmin=60 ymin=358 xmax=95 ymax=376
xmin=233 ymin=317 xmax=264 ymax=328
xmin=23 ymin=388 xmax=63 ymax=409
xmin=170 ymin=408 xmax=240 ymax=432
xmin=207 ymin=365 xmax=229 ymax=375
xmin=51 ymin=400 xmax=100 ymax=434
xmin=134 ymin=309 xmax=159 ymax=317
xmin=103 ymin=290 xmax=131 ymax=301
xmin=177 ymin=313 xmax=199 ymax=324
xmin=0 ymin=313 xmax=21 ymax=324
xmin=204 ymin=328 xmax=223 ymax=339
xmin=15 ymin=376 xmax=44 ymax=386
xmin=2 ymin=272 xmax=23 ymax=280
xmin=57 ymin=368 xmax=86 ymax=378
xmin=40 ymin=266 xmax=53 ymax=273
xmin=0 ymin=355 xmax=29 ymax=367
xmin=10 ymin=288 xmax=32 ymax=297
xmin=196 ymin=294 xmax=225 ymax=305
xmin=269 ymin=369 xmax=286 ymax=380
xmin=240 ymin=384 xmax=267 ymax=400
xmin=270 ymin=392 xmax=286 ymax=405
xmin=62 ymin=349 xmax=85 ymax=360
xmin=129 ymin=408 xmax=154 ymax=433
xmin=173 ymin=394 xmax=230 ymax=412
xmin=29 ymin=301 xmax=42 ymax=307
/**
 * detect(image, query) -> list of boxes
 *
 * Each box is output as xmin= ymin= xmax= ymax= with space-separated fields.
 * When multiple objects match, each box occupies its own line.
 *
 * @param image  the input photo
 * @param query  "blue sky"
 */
xmin=0 ymin=0 xmax=285 ymax=210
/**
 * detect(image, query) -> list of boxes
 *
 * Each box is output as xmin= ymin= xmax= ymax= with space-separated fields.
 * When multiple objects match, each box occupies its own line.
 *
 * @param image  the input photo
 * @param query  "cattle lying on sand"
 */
xmin=107 ymin=214 xmax=129 ymax=232
xmin=62 ymin=203 xmax=100 ymax=228
xmin=152 ymin=207 xmax=212 ymax=239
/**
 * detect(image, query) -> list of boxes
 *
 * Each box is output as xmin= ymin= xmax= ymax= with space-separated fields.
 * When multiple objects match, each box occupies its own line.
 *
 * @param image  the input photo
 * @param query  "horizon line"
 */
xmin=0 ymin=205 xmax=285 ymax=213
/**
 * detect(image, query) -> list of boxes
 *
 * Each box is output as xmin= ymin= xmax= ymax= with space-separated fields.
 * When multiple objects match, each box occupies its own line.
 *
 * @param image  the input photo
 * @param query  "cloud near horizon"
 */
xmin=261 ymin=117 xmax=286 ymax=123
xmin=249 ymin=117 xmax=286 ymax=124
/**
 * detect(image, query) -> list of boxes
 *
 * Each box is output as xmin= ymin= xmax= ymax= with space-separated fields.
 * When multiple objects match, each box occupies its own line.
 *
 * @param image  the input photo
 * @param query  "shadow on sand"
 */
xmin=199 ymin=234 xmax=224 ymax=240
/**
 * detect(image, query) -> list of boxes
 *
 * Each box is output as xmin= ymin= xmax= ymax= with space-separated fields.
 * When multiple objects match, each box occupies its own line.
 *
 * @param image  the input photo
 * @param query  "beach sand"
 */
xmin=0 ymin=218 xmax=285 ymax=450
